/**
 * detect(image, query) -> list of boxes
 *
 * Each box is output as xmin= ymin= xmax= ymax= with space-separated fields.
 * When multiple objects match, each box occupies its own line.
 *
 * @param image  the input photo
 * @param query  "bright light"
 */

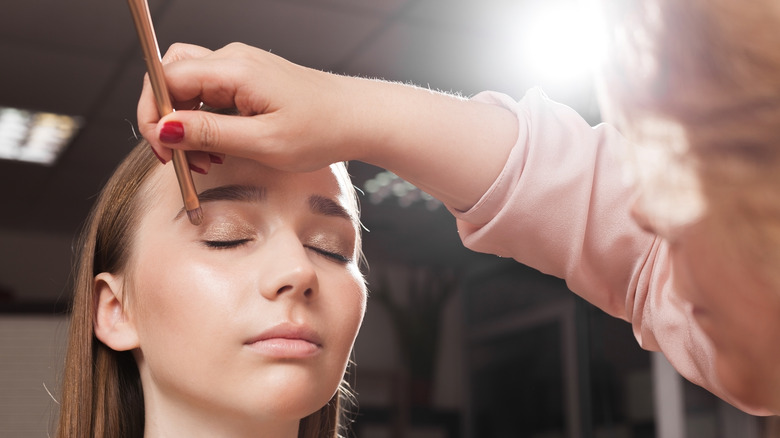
xmin=364 ymin=171 xmax=441 ymax=210
xmin=519 ymin=3 xmax=607 ymax=87
xmin=0 ymin=107 xmax=81 ymax=165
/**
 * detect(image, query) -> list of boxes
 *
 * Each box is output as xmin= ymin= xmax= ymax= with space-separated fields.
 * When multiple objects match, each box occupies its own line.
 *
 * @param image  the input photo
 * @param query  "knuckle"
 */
xmin=225 ymin=42 xmax=247 ymax=52
xmin=198 ymin=114 xmax=221 ymax=152
xmin=232 ymin=59 xmax=253 ymax=78
xmin=162 ymin=43 xmax=184 ymax=61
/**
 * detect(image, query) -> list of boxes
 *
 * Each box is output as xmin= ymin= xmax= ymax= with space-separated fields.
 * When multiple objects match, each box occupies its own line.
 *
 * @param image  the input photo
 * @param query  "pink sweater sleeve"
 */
xmin=452 ymin=88 xmax=764 ymax=414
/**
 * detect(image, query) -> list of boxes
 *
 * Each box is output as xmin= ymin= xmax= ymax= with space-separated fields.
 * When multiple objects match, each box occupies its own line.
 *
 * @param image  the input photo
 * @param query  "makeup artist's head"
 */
xmin=599 ymin=0 xmax=780 ymax=413
xmin=57 ymin=141 xmax=365 ymax=438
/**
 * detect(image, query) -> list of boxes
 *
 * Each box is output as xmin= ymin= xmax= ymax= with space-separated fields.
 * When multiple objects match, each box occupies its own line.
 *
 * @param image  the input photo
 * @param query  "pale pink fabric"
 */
xmin=452 ymin=88 xmax=764 ymax=414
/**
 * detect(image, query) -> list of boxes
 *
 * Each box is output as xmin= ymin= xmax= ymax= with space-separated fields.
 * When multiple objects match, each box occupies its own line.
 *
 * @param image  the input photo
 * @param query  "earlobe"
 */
xmin=93 ymin=272 xmax=140 ymax=351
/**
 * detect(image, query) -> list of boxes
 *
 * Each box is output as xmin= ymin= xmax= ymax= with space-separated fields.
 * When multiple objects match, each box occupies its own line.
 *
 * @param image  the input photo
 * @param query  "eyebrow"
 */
xmin=174 ymin=184 xmax=266 ymax=221
xmin=173 ymin=184 xmax=355 ymax=224
xmin=308 ymin=194 xmax=355 ymax=223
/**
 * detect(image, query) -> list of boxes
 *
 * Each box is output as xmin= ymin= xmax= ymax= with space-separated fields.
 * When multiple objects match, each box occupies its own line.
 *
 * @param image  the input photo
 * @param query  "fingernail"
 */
xmin=150 ymin=146 xmax=167 ymax=164
xmin=160 ymin=121 xmax=184 ymax=144
xmin=208 ymin=154 xmax=223 ymax=164
xmin=189 ymin=163 xmax=207 ymax=174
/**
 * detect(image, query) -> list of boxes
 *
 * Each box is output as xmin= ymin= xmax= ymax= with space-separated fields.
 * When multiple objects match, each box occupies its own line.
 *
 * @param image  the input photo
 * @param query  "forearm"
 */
xmin=337 ymin=75 xmax=519 ymax=211
xmin=140 ymin=43 xmax=518 ymax=209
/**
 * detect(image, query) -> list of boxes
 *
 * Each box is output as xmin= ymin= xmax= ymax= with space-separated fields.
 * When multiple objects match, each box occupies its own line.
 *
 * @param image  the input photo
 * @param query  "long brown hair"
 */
xmin=56 ymin=141 xmax=355 ymax=437
xmin=598 ymin=0 xmax=780 ymax=278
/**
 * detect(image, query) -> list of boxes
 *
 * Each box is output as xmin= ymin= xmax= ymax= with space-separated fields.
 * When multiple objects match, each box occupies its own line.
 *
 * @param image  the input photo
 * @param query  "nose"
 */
xmin=257 ymin=230 xmax=317 ymax=301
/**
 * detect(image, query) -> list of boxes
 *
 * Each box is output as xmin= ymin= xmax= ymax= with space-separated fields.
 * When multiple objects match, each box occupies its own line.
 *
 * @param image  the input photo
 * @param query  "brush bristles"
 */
xmin=186 ymin=207 xmax=203 ymax=226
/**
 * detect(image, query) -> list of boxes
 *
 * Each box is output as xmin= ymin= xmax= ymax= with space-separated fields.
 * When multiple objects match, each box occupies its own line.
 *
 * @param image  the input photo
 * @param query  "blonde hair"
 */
xmin=56 ymin=141 xmax=356 ymax=437
xmin=599 ymin=0 xmax=780 ymax=280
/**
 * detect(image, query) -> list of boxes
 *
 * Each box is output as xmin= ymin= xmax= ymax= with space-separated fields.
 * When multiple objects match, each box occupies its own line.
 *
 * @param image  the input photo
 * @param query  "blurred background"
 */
xmin=0 ymin=0 xmax=775 ymax=437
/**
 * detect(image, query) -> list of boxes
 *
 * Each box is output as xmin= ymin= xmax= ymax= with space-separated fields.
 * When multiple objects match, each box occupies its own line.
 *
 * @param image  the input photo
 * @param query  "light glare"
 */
xmin=519 ymin=3 xmax=607 ymax=87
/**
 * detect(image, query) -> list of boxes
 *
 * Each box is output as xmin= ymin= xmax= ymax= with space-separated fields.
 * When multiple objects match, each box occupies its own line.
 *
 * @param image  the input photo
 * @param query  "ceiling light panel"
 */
xmin=0 ymin=106 xmax=81 ymax=165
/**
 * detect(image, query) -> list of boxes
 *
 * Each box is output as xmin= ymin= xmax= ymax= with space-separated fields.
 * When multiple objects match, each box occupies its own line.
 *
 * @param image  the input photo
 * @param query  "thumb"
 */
xmin=155 ymin=110 xmax=274 ymax=161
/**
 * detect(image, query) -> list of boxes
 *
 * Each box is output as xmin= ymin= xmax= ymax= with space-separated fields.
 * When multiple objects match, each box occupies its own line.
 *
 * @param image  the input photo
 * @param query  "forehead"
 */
xmin=145 ymin=157 xmax=357 ymax=218
xmin=206 ymin=157 xmax=348 ymax=194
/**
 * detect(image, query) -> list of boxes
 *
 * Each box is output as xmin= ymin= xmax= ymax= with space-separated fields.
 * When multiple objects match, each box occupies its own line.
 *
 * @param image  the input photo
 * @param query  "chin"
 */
xmin=245 ymin=379 xmax=339 ymax=419
xmin=716 ymin=354 xmax=775 ymax=413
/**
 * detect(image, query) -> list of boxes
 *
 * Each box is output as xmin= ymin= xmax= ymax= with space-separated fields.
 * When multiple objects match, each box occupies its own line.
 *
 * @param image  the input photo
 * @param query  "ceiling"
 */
xmin=0 ymin=0 xmax=602 ymax=275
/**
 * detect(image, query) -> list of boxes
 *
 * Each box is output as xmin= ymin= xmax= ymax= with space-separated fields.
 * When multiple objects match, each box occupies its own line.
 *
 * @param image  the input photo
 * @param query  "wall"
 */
xmin=352 ymin=263 xmax=466 ymax=412
xmin=0 ymin=315 xmax=67 ymax=437
xmin=0 ymin=228 xmax=75 ymax=303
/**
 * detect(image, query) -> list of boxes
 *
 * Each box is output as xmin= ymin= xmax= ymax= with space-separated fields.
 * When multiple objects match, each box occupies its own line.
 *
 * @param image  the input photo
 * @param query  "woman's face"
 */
xmin=124 ymin=157 xmax=365 ymax=431
xmin=668 ymin=216 xmax=780 ymax=412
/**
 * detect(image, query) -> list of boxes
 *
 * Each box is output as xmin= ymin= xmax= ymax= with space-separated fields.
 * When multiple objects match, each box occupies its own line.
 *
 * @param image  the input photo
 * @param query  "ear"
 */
xmin=93 ymin=272 xmax=140 ymax=351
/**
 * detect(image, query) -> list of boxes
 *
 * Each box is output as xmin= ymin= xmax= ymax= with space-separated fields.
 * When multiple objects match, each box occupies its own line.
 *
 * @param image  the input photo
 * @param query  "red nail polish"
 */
xmin=150 ymin=146 xmax=167 ymax=164
xmin=160 ymin=121 xmax=184 ymax=144
xmin=209 ymin=154 xmax=223 ymax=164
xmin=189 ymin=163 xmax=207 ymax=174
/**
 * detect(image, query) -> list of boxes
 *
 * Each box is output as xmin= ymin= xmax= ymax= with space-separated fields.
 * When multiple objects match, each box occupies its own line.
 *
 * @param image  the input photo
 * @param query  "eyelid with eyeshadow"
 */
xmin=306 ymin=233 xmax=354 ymax=264
xmin=199 ymin=221 xmax=257 ymax=246
xmin=196 ymin=216 xmax=355 ymax=263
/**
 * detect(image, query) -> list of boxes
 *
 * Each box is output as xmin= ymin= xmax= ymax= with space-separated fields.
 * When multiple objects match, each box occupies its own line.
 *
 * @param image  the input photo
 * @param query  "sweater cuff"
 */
xmin=447 ymin=89 xmax=537 ymax=227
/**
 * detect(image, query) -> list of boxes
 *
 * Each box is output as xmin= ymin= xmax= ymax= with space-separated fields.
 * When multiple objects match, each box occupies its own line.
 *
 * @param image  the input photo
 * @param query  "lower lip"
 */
xmin=245 ymin=338 xmax=321 ymax=358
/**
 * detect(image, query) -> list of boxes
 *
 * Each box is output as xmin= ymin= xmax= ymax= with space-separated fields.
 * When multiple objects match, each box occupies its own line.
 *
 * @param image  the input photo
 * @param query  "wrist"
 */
xmin=329 ymin=75 xmax=405 ymax=164
xmin=329 ymin=75 xmax=518 ymax=211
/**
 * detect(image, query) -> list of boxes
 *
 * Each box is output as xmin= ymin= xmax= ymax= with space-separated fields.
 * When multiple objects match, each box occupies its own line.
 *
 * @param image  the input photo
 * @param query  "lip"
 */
xmin=244 ymin=322 xmax=323 ymax=359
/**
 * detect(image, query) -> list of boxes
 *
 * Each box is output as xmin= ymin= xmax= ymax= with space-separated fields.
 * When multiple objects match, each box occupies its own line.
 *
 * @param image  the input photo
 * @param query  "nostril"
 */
xmin=265 ymin=253 xmax=318 ymax=299
xmin=272 ymin=285 xmax=314 ymax=298
xmin=276 ymin=285 xmax=293 ymax=296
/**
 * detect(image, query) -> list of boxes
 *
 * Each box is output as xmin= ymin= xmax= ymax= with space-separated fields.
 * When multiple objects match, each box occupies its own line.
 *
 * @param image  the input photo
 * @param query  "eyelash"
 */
xmin=202 ymin=240 xmax=351 ymax=264
xmin=306 ymin=246 xmax=352 ymax=264
xmin=203 ymin=239 xmax=253 ymax=249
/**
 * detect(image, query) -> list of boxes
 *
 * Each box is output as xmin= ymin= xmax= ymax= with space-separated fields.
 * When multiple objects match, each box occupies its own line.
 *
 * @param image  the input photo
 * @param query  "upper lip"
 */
xmin=245 ymin=322 xmax=323 ymax=346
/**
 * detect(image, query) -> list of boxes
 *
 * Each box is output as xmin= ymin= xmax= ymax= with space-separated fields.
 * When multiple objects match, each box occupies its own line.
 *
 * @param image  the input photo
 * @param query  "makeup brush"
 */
xmin=127 ymin=0 xmax=203 ymax=225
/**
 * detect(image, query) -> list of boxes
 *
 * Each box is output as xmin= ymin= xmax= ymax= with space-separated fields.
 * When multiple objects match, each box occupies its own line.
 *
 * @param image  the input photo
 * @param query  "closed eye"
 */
xmin=203 ymin=239 xmax=253 ymax=249
xmin=306 ymin=246 xmax=352 ymax=264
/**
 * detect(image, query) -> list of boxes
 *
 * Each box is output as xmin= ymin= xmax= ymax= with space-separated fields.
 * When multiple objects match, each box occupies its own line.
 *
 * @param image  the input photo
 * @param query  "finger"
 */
xmin=173 ymin=99 xmax=203 ymax=112
xmin=137 ymin=44 xmax=213 ymax=140
xmin=161 ymin=57 xmax=249 ymax=110
xmin=147 ymin=145 xmax=214 ymax=169
xmin=207 ymin=152 xmax=226 ymax=164
xmin=147 ymin=147 xmax=213 ymax=175
xmin=137 ymin=72 xmax=161 ymax=140
xmin=138 ymin=75 xmax=202 ymax=136
xmin=185 ymin=150 xmax=213 ymax=175
xmin=154 ymin=111 xmax=280 ymax=163
xmin=149 ymin=143 xmax=170 ymax=164
xmin=160 ymin=42 xmax=213 ymax=65
xmin=159 ymin=43 xmax=282 ymax=112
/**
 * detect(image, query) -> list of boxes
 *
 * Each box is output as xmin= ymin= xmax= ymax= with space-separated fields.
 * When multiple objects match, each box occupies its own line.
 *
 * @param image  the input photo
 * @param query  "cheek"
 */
xmin=325 ymin=270 xmax=366 ymax=349
xmin=129 ymin=244 xmax=243 ymax=350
